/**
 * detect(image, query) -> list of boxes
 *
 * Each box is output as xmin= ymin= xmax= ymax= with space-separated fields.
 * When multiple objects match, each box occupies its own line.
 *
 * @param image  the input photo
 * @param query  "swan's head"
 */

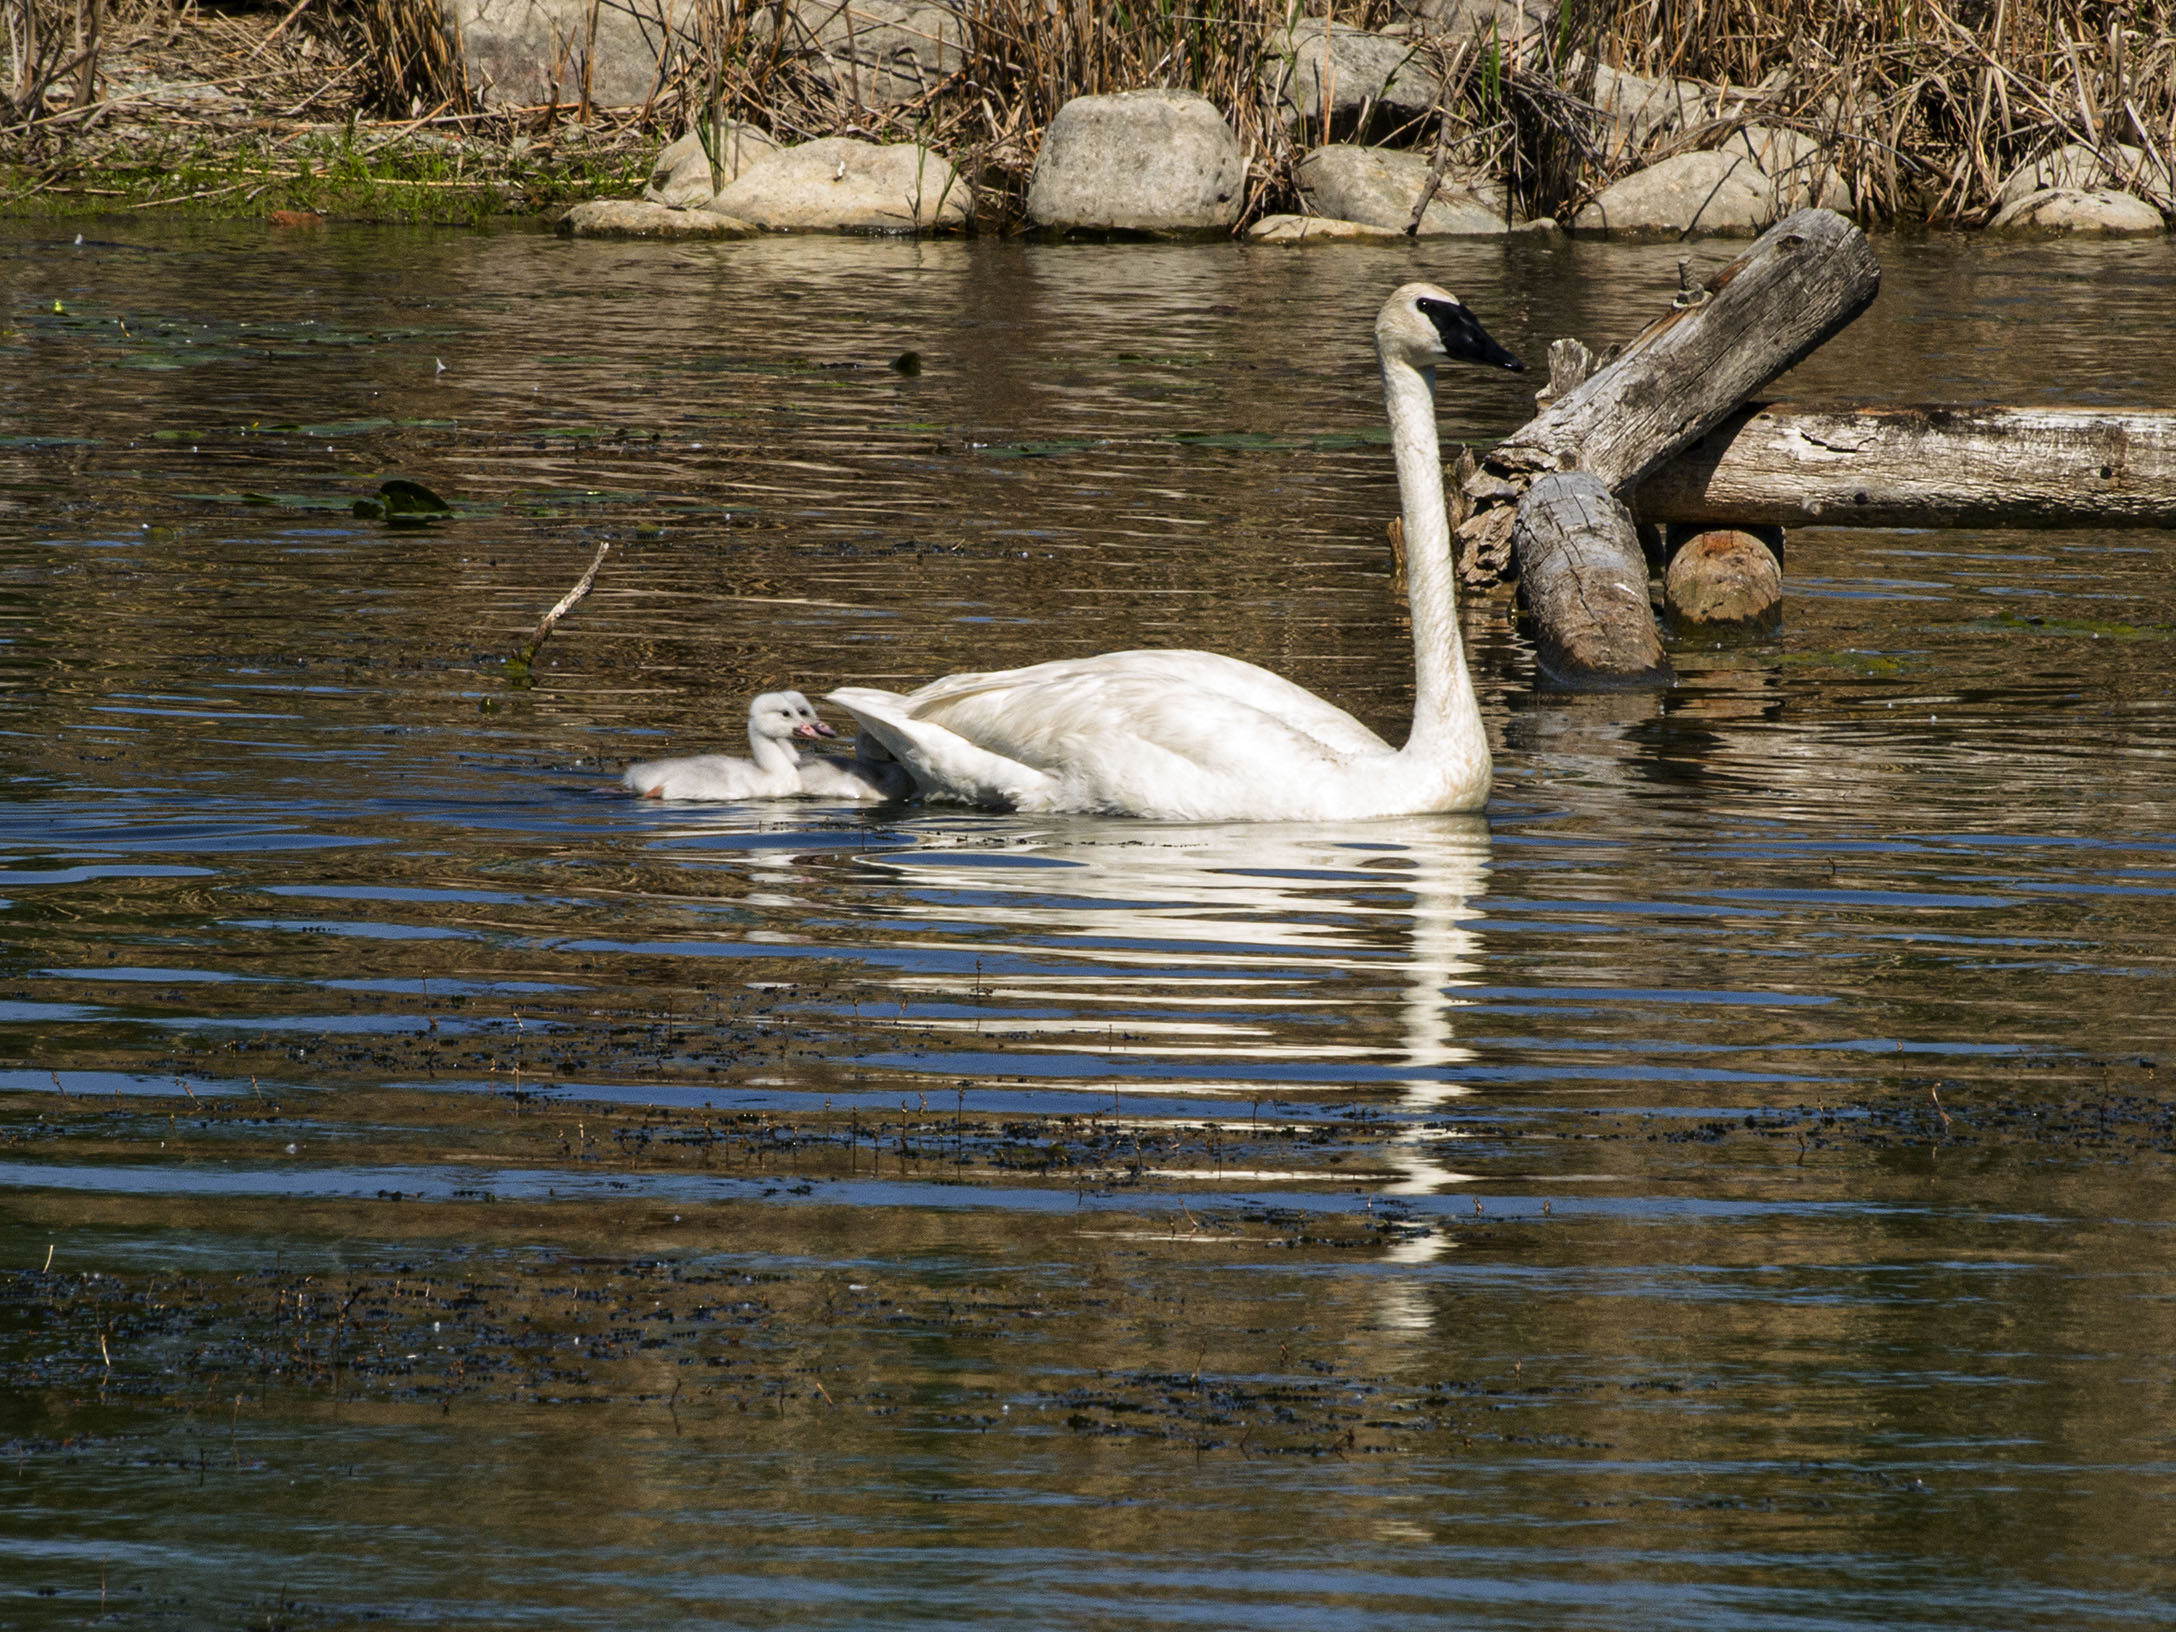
xmin=1377 ymin=283 xmax=1524 ymax=375
xmin=750 ymin=690 xmax=837 ymax=741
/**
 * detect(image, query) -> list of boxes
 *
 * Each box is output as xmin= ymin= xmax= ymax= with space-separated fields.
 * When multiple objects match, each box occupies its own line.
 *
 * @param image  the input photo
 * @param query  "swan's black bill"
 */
xmin=1418 ymin=297 xmax=1525 ymax=372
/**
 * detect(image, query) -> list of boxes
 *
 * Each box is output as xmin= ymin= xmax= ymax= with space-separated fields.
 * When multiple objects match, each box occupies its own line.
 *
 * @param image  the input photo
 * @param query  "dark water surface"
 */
xmin=1 ymin=221 xmax=2173 ymax=1629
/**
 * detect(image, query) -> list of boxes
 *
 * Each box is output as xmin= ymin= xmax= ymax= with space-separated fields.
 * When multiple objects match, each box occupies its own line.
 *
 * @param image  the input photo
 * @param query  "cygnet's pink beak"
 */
xmin=793 ymin=720 xmax=837 ymax=740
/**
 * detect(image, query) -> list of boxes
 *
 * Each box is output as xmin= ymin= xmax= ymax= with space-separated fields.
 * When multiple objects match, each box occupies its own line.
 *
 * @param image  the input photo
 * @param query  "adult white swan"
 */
xmin=827 ymin=283 xmax=1522 ymax=821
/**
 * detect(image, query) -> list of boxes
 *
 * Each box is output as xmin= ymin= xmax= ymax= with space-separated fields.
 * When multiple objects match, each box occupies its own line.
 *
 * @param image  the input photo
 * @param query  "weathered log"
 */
xmin=1633 ymin=403 xmax=2176 ymax=530
xmin=1514 ymin=473 xmax=1670 ymax=685
xmin=1459 ymin=207 xmax=1882 ymax=583
xmin=1663 ymin=529 xmax=1783 ymax=627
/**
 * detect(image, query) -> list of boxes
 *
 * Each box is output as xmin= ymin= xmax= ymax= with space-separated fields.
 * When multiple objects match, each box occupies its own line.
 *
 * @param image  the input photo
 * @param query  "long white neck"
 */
xmin=749 ymin=728 xmax=800 ymax=775
xmin=1382 ymin=354 xmax=1484 ymax=769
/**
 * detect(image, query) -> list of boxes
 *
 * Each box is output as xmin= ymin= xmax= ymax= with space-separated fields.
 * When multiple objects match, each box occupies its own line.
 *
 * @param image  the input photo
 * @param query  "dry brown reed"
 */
xmin=1592 ymin=0 xmax=2176 ymax=220
xmin=4 ymin=0 xmax=166 ymax=130
xmin=349 ymin=0 xmax=473 ymax=119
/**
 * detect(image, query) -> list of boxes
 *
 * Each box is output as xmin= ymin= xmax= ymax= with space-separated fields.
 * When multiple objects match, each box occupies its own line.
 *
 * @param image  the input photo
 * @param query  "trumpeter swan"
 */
xmin=827 ymin=283 xmax=1522 ymax=820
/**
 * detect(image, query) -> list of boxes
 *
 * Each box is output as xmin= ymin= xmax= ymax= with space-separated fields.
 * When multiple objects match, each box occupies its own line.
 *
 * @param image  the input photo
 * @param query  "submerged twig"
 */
xmin=506 ymin=540 xmax=611 ymax=686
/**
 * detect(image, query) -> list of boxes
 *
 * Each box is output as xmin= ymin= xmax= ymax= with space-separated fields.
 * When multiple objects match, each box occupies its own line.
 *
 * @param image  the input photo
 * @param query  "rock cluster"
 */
xmin=546 ymin=7 xmax=2170 ymax=246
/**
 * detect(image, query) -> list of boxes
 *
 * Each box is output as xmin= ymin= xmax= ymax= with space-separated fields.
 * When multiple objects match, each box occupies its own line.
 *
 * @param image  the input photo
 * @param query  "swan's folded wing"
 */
xmin=903 ymin=651 xmax=1389 ymax=761
xmin=827 ymin=686 xmax=1061 ymax=809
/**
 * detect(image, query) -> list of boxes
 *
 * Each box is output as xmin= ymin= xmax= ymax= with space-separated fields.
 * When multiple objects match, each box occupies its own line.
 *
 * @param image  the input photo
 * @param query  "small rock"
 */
xmin=1571 ymin=128 xmax=1842 ymax=236
xmin=1296 ymin=144 xmax=1507 ymax=234
xmin=644 ymin=122 xmax=780 ymax=209
xmin=779 ymin=0 xmax=968 ymax=110
xmin=1997 ymin=141 xmax=2172 ymax=207
xmin=557 ymin=199 xmax=757 ymax=239
xmin=1262 ymin=21 xmax=1438 ymax=132
xmin=1246 ymin=213 xmax=1405 ymax=243
xmin=1026 ymin=91 xmax=1247 ymax=235
xmin=1988 ymin=187 xmax=2166 ymax=235
xmin=710 ymin=137 xmax=969 ymax=233
xmin=1664 ymin=530 xmax=1783 ymax=627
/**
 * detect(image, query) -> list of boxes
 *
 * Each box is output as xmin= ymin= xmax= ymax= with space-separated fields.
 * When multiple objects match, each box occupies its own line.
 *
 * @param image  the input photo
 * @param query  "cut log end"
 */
xmin=1663 ymin=529 xmax=1783 ymax=628
xmin=1514 ymin=472 xmax=1671 ymax=688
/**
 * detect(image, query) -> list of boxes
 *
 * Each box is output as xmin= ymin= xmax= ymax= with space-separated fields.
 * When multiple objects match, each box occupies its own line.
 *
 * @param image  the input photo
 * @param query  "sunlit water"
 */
xmin=1 ymin=221 xmax=2174 ymax=1630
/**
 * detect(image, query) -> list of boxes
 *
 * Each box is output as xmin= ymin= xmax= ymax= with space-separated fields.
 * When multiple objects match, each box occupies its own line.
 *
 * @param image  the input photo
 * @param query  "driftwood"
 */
xmin=1514 ymin=474 xmax=1669 ymax=685
xmin=1460 ymin=208 xmax=1884 ymax=587
xmin=505 ymin=540 xmax=611 ymax=686
xmin=1633 ymin=404 xmax=2176 ymax=530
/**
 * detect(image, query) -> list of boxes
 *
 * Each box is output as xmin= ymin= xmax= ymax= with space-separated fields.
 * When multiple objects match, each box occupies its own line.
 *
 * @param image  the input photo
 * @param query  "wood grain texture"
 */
xmin=1514 ymin=473 xmax=1670 ymax=685
xmin=1457 ymin=207 xmax=1881 ymax=584
xmin=1634 ymin=403 xmax=2176 ymax=529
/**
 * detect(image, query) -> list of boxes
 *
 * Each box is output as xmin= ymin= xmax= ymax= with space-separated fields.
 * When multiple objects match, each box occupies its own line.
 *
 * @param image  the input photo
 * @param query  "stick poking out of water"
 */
xmin=507 ymin=541 xmax=611 ymax=686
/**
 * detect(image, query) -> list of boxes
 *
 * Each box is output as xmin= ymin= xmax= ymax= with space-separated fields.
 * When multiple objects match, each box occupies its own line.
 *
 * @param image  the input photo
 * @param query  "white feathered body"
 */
xmin=622 ymin=752 xmax=799 ymax=801
xmin=831 ymin=648 xmax=1490 ymax=821
xmin=824 ymin=284 xmax=1513 ymax=822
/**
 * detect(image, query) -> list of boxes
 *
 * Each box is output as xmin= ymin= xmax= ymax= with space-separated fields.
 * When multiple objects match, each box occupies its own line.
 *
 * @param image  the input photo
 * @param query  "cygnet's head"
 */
xmin=1376 ymin=283 xmax=1525 ymax=375
xmin=749 ymin=690 xmax=837 ymax=742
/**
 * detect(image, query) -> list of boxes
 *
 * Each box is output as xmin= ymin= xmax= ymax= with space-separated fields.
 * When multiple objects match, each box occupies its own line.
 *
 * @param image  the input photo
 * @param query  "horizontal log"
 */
xmin=1460 ymin=208 xmax=1882 ymax=582
xmin=1633 ymin=404 xmax=2176 ymax=529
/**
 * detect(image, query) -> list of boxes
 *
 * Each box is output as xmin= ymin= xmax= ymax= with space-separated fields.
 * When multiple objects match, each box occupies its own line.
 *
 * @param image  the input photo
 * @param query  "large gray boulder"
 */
xmin=1262 ymin=21 xmax=1437 ymax=131
xmin=1997 ymin=141 xmax=2172 ymax=208
xmin=643 ymin=122 xmax=780 ymax=209
xmin=1989 ymin=187 xmax=2166 ymax=234
xmin=558 ymin=199 xmax=756 ymax=238
xmin=710 ymin=137 xmax=969 ymax=232
xmin=781 ymin=1 xmax=968 ymax=110
xmin=1026 ymin=91 xmax=1247 ymax=234
xmin=1570 ymin=126 xmax=1843 ymax=236
xmin=1296 ymin=144 xmax=1507 ymax=234
xmin=443 ymin=0 xmax=672 ymax=108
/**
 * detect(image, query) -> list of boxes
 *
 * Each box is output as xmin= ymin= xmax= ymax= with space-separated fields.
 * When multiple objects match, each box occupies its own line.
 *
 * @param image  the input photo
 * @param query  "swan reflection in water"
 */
xmin=856 ymin=814 xmax=1490 ymax=1332
xmin=862 ymin=812 xmax=1489 ymax=1173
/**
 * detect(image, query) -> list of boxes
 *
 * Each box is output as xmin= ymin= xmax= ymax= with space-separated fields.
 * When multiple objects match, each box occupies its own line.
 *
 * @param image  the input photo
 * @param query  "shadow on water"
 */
xmin=0 ymin=220 xmax=2173 ymax=1628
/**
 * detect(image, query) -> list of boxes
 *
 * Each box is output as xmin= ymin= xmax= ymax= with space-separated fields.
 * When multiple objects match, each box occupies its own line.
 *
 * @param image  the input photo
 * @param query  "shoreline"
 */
xmin=3 ymin=1 xmax=2169 ymax=239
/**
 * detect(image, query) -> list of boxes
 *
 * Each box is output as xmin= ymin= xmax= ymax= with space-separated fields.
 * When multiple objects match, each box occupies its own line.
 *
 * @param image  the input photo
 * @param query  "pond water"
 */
xmin=1 ymin=219 xmax=2173 ymax=1630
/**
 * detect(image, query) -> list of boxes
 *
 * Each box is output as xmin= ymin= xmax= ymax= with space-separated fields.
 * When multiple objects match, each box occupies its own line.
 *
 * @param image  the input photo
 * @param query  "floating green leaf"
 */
xmin=354 ymin=478 xmax=453 ymax=525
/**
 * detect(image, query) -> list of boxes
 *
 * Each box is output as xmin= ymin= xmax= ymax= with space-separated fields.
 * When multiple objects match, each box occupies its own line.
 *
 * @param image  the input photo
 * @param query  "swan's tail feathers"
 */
xmin=827 ymin=687 xmax=1060 ymax=811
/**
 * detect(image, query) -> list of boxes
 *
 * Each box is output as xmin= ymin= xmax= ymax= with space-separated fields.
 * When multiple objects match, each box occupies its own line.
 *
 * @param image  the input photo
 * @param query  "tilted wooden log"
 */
xmin=1514 ymin=474 xmax=1670 ymax=685
xmin=1459 ymin=207 xmax=1883 ymax=586
xmin=1632 ymin=404 xmax=2176 ymax=530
